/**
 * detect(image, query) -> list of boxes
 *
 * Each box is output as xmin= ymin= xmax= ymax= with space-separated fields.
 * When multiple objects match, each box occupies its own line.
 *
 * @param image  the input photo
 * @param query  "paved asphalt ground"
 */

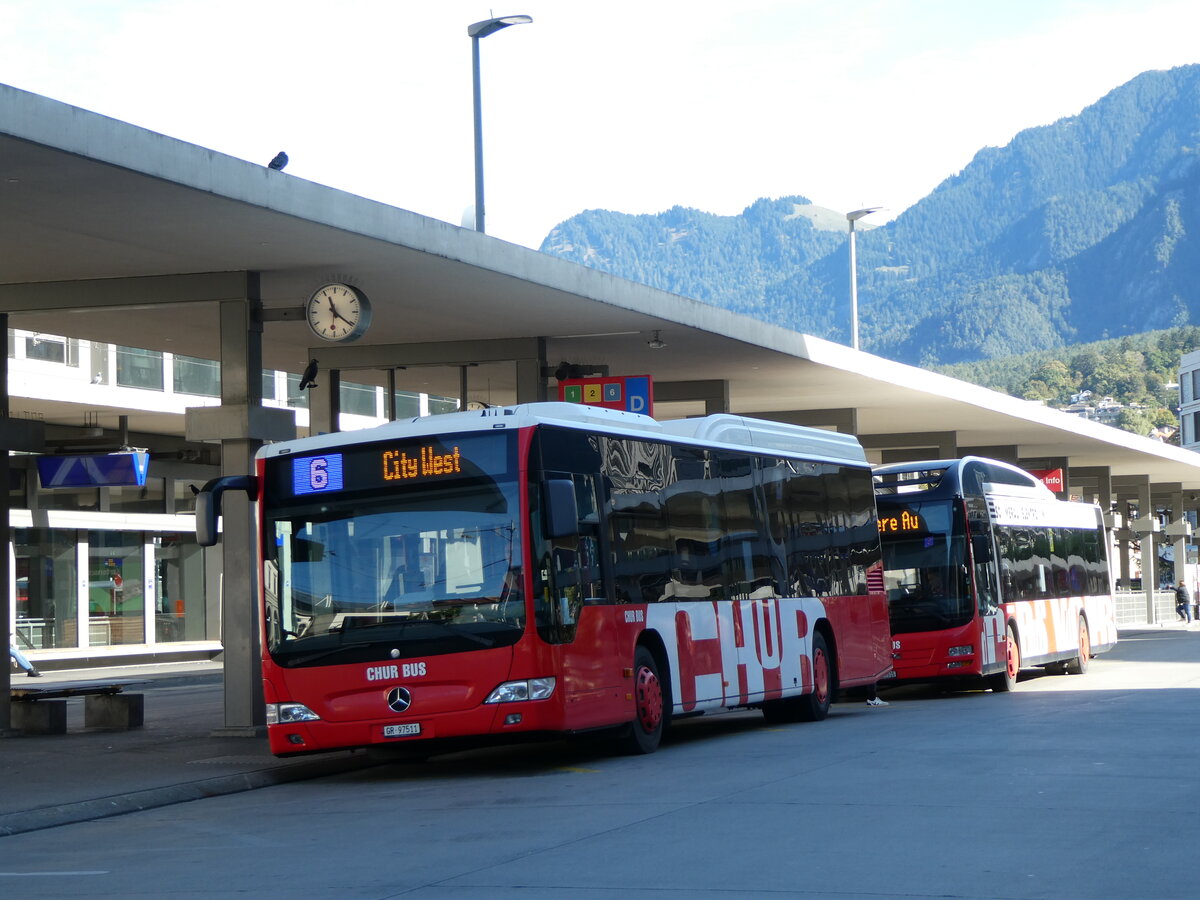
xmin=1 ymin=624 xmax=1195 ymax=841
xmin=0 ymin=659 xmax=379 ymax=837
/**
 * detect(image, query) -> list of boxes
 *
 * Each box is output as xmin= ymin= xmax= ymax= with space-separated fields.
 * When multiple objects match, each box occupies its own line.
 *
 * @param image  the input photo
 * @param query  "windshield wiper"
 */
xmin=286 ymin=641 xmax=373 ymax=667
xmin=410 ymin=618 xmax=497 ymax=647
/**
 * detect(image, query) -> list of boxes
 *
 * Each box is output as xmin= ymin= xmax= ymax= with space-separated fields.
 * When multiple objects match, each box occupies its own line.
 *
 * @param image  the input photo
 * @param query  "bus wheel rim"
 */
xmin=813 ymin=647 xmax=829 ymax=705
xmin=635 ymin=665 xmax=663 ymax=731
xmin=1007 ymin=635 xmax=1019 ymax=679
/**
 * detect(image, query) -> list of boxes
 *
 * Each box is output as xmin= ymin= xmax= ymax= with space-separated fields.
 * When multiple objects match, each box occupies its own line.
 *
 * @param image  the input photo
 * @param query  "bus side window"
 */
xmin=974 ymin=555 xmax=1000 ymax=613
xmin=536 ymin=473 xmax=606 ymax=644
xmin=969 ymin=524 xmax=999 ymax=613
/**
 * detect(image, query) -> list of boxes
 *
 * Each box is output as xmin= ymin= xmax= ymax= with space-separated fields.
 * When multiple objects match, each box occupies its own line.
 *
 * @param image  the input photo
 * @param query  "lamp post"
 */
xmin=846 ymin=207 xmax=881 ymax=350
xmin=468 ymin=14 xmax=532 ymax=234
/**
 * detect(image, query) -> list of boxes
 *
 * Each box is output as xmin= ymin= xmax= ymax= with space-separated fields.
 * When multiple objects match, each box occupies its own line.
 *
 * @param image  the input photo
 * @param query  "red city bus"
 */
xmin=874 ymin=457 xmax=1117 ymax=691
xmin=197 ymin=403 xmax=892 ymax=756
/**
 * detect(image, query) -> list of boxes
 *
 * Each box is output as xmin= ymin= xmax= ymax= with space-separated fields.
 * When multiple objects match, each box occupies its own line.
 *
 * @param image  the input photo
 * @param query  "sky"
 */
xmin=2 ymin=0 xmax=1199 ymax=250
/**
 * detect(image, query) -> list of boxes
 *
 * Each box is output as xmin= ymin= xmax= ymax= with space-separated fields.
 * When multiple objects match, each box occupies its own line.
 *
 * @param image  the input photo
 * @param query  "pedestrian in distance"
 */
xmin=1174 ymin=580 xmax=1192 ymax=624
xmin=9 ymin=638 xmax=42 ymax=677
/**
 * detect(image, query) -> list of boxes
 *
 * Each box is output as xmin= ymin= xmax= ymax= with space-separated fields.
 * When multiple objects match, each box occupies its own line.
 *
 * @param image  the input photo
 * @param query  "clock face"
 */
xmin=306 ymin=283 xmax=371 ymax=342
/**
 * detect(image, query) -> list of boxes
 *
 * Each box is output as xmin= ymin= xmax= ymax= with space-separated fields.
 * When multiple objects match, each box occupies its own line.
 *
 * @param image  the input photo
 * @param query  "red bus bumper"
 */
xmin=886 ymin=623 xmax=984 ymax=682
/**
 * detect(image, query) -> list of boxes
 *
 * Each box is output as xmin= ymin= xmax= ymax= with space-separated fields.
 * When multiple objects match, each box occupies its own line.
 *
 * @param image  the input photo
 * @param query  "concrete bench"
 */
xmin=10 ymin=681 xmax=145 ymax=734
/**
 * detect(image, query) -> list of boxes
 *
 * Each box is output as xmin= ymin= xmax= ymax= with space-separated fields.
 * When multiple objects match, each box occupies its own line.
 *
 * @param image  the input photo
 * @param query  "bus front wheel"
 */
xmin=622 ymin=646 xmax=666 ymax=754
xmin=988 ymin=625 xmax=1019 ymax=692
xmin=1063 ymin=616 xmax=1090 ymax=676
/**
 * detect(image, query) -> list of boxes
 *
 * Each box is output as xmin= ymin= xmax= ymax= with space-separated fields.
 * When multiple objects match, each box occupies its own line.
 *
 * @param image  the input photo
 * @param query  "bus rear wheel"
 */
xmin=987 ymin=624 xmax=1019 ymax=692
xmin=621 ymin=646 xmax=666 ymax=754
xmin=763 ymin=631 xmax=834 ymax=723
xmin=798 ymin=632 xmax=834 ymax=721
xmin=1064 ymin=616 xmax=1090 ymax=675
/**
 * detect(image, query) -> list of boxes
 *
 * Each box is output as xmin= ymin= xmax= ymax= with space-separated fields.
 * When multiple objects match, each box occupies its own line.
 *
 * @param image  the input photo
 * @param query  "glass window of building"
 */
xmin=393 ymin=390 xmax=421 ymax=419
xmin=116 ymin=346 xmax=164 ymax=390
xmin=286 ymin=374 xmax=309 ymax=409
xmin=154 ymin=533 xmax=207 ymax=642
xmin=1184 ymin=370 xmax=1194 ymax=404
xmin=428 ymin=396 xmax=459 ymax=415
xmin=262 ymin=369 xmax=277 ymax=401
xmin=90 ymin=341 xmax=110 ymax=384
xmin=14 ymin=528 xmax=80 ymax=650
xmin=341 ymin=381 xmax=378 ymax=417
xmin=25 ymin=334 xmax=78 ymax=365
xmin=109 ymin=478 xmax=166 ymax=514
xmin=173 ymin=355 xmax=220 ymax=397
xmin=42 ymin=483 xmax=100 ymax=511
xmin=88 ymin=530 xmax=146 ymax=646
xmin=1192 ymin=370 xmax=1200 ymax=406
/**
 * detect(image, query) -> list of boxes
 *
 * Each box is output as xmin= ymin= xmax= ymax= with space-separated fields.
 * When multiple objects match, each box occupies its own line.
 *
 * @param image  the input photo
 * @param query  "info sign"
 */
xmin=558 ymin=374 xmax=653 ymax=416
xmin=1028 ymin=468 xmax=1064 ymax=494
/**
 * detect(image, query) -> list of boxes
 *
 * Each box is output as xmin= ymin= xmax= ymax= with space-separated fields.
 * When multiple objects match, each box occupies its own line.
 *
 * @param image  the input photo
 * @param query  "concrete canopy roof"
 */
xmin=3 ymin=82 xmax=1200 ymax=494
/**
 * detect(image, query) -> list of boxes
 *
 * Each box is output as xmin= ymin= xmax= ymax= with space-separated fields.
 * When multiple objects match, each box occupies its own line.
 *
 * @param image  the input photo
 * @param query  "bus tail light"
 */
xmin=484 ymin=677 xmax=556 ymax=704
xmin=266 ymin=702 xmax=321 ymax=724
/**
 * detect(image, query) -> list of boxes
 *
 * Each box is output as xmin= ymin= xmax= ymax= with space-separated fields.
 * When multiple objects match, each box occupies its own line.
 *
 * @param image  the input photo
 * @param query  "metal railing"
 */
xmin=1114 ymin=589 xmax=1180 ymax=626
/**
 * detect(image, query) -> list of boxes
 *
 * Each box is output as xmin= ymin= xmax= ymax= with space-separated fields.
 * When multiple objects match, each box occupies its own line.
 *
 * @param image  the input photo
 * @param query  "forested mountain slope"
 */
xmin=541 ymin=65 xmax=1200 ymax=368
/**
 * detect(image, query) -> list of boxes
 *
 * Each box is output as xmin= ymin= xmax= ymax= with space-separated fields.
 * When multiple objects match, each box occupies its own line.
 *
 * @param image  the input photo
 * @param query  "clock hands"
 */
xmin=325 ymin=295 xmax=355 ymax=327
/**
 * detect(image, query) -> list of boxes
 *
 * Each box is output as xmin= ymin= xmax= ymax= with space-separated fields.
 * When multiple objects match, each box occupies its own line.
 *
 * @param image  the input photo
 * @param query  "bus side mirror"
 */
xmin=196 ymin=490 xmax=218 ymax=547
xmin=544 ymin=478 xmax=579 ymax=539
xmin=195 ymin=475 xmax=258 ymax=547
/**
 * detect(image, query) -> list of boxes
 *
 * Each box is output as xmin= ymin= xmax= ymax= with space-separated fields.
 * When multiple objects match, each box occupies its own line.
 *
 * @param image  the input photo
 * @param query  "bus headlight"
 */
xmin=947 ymin=645 xmax=974 ymax=657
xmin=266 ymin=702 xmax=321 ymax=724
xmin=484 ymin=677 xmax=556 ymax=704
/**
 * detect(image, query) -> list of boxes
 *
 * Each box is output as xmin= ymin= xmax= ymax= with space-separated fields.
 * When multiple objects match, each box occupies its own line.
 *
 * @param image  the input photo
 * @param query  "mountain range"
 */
xmin=539 ymin=64 xmax=1200 ymax=368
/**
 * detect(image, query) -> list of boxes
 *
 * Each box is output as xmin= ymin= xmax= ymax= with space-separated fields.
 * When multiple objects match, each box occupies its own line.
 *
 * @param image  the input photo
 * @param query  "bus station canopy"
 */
xmin=3 ymin=81 xmax=1200 ymax=496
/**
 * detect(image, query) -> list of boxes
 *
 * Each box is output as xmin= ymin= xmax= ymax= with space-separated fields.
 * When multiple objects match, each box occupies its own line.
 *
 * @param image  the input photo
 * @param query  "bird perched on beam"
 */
xmin=268 ymin=151 xmax=289 ymax=171
xmin=298 ymin=358 xmax=319 ymax=391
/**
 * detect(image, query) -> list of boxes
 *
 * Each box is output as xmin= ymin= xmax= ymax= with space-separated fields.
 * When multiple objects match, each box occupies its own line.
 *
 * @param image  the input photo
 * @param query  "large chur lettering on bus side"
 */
xmin=795 ymin=607 xmax=812 ymax=694
xmin=673 ymin=603 xmax=739 ymax=711
xmin=743 ymin=598 xmax=784 ymax=701
xmin=1012 ymin=598 xmax=1062 ymax=658
xmin=657 ymin=598 xmax=824 ymax=713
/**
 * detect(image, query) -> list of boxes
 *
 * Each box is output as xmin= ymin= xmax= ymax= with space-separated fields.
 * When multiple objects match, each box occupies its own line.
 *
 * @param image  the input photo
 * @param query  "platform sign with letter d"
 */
xmin=558 ymin=374 xmax=653 ymax=416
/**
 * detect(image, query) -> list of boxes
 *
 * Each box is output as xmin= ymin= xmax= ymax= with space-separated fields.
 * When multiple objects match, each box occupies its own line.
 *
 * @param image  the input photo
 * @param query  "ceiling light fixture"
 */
xmin=647 ymin=330 xmax=667 ymax=350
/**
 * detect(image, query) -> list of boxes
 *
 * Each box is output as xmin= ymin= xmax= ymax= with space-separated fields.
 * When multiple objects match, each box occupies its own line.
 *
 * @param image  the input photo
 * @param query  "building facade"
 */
xmin=7 ymin=327 xmax=452 ymax=667
xmin=1180 ymin=350 xmax=1200 ymax=451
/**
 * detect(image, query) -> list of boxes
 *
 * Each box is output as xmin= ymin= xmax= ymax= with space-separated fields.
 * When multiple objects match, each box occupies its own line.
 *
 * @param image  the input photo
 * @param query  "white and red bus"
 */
xmin=873 ymin=457 xmax=1118 ymax=692
xmin=197 ymin=402 xmax=892 ymax=756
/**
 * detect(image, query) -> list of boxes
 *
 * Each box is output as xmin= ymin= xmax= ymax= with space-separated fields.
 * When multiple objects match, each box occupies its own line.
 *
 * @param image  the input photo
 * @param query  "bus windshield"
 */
xmin=877 ymin=499 xmax=973 ymax=633
xmin=263 ymin=477 xmax=524 ymax=667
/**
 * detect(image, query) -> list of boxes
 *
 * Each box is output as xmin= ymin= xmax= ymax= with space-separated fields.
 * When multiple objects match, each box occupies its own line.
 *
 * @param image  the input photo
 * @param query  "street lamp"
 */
xmin=846 ymin=207 xmax=881 ymax=351
xmin=468 ymin=14 xmax=532 ymax=234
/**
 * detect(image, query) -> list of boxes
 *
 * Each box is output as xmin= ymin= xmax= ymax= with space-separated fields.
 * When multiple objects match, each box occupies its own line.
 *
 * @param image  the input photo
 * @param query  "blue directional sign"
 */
xmin=37 ymin=452 xmax=150 ymax=488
